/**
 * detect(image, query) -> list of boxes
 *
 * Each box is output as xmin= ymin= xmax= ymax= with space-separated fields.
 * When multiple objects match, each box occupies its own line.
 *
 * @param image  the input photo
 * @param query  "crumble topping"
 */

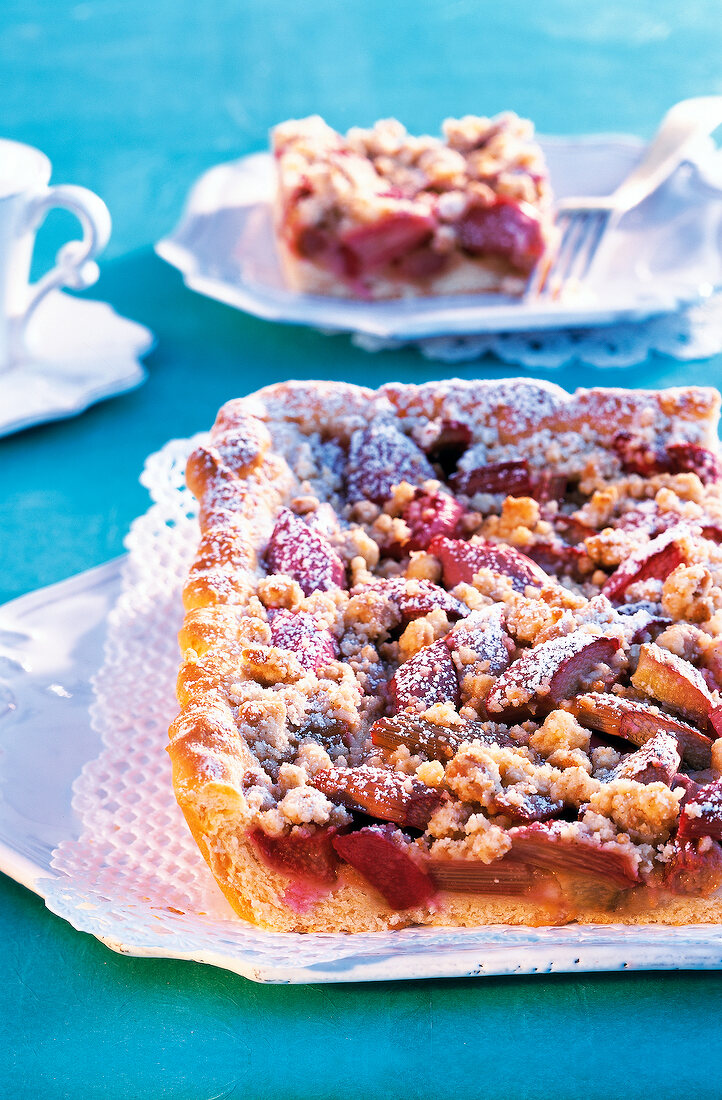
xmin=529 ymin=709 xmax=591 ymax=771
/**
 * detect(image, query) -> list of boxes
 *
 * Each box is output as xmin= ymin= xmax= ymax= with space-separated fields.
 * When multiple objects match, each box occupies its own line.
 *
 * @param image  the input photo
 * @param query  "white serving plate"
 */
xmin=156 ymin=136 xmax=722 ymax=339
xmin=1 ymin=558 xmax=721 ymax=984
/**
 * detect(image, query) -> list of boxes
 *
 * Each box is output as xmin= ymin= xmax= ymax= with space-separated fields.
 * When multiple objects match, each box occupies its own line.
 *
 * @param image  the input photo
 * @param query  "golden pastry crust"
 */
xmin=169 ymin=379 xmax=722 ymax=932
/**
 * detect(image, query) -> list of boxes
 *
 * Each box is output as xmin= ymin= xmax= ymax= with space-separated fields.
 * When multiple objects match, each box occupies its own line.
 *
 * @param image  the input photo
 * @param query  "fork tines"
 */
xmin=527 ymin=208 xmax=610 ymax=300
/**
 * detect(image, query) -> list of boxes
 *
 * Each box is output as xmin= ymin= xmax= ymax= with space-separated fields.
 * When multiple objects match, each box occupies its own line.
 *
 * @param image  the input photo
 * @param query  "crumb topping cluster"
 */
xmin=174 ymin=380 xmax=722 ymax=913
xmin=273 ymin=112 xmax=550 ymax=214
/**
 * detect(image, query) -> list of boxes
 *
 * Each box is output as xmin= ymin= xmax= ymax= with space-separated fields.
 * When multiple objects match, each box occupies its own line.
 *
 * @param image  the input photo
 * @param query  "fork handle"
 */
xmin=610 ymin=96 xmax=722 ymax=214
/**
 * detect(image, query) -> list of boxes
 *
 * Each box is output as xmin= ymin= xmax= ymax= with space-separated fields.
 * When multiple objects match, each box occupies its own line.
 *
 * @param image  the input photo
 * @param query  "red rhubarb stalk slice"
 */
xmin=661 ymin=837 xmax=722 ymax=896
xmin=508 ymin=822 xmax=639 ymax=887
xmin=609 ymin=731 xmax=681 ymax=786
xmin=677 ymin=778 xmax=722 ymax=842
xmin=430 ymin=535 xmax=550 ymax=592
xmin=631 ymin=642 xmax=716 ymax=729
xmin=451 ymin=459 xmax=533 ymax=497
xmin=294 ymin=227 xmax=355 ymax=278
xmin=265 ymin=508 xmax=346 ymax=596
xmin=389 ymin=638 xmax=460 ymax=712
xmin=455 ymin=198 xmax=545 ymax=271
xmin=569 ymin=692 xmax=713 ymax=770
xmin=310 ymin=764 xmax=444 ymax=830
xmin=395 ymin=246 xmax=447 ymax=280
xmin=612 ymin=432 xmax=671 ymax=477
xmin=701 ymin=523 xmax=722 ymax=545
xmin=532 ymin=471 xmax=568 ymax=505
xmin=370 ymin=713 xmax=512 ymax=760
xmin=611 ymin=434 xmax=718 ymax=482
xmin=428 ymin=859 xmax=532 ymax=895
xmin=544 ymin=636 xmax=620 ymax=703
xmin=490 ymin=790 xmax=563 ymax=825
xmin=445 ymin=608 xmax=515 ymax=677
xmin=526 ymin=542 xmax=587 ymax=579
xmin=710 ymin=706 xmax=722 ymax=737
xmin=601 ymin=526 xmax=687 ymax=603
xmin=250 ymin=825 xmax=339 ymax=884
xmin=401 ymin=491 xmax=466 ymax=552
xmin=343 ymin=212 xmax=435 ymax=270
xmin=269 ymin=609 xmax=338 ymax=673
xmin=670 ymin=773 xmax=702 ymax=807
xmin=486 ymin=633 xmax=620 ymax=716
xmin=366 ymin=576 xmax=468 ymax=622
xmin=332 ymin=825 xmax=437 ymax=909
xmin=665 ymin=442 xmax=722 ymax=485
xmin=345 ymin=421 xmax=435 ymax=504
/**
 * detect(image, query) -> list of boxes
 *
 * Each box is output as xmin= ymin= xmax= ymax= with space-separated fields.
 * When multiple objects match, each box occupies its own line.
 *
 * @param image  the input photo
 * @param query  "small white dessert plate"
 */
xmin=0 ymin=289 xmax=153 ymax=437
xmin=156 ymin=136 xmax=722 ymax=339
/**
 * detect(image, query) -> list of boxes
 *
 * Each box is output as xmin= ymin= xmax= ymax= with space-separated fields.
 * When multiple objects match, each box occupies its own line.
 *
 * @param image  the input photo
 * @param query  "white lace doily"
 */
xmin=41 ymin=437 xmax=722 ymax=982
xmin=351 ymin=291 xmax=722 ymax=366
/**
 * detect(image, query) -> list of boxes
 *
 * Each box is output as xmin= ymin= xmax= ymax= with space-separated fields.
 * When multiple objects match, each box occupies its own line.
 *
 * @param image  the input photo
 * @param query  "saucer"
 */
xmin=156 ymin=137 xmax=722 ymax=340
xmin=0 ymin=289 xmax=153 ymax=437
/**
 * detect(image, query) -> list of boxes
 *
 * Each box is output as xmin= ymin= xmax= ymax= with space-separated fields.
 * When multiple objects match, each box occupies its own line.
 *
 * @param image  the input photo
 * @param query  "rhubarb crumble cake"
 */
xmin=169 ymin=378 xmax=722 ymax=933
xmin=272 ymin=113 xmax=555 ymax=299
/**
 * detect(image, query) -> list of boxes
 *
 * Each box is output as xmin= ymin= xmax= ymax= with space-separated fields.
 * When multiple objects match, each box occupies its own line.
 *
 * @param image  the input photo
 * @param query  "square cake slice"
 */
xmin=169 ymin=379 xmax=722 ymax=932
xmin=271 ymin=113 xmax=556 ymax=299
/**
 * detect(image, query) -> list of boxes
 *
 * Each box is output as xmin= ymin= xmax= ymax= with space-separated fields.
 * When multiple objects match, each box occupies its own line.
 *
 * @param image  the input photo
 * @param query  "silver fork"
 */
xmin=526 ymin=96 xmax=722 ymax=300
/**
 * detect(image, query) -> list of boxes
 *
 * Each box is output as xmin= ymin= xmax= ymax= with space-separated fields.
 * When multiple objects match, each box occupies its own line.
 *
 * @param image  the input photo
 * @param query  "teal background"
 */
xmin=2 ymin=1 xmax=722 ymax=1096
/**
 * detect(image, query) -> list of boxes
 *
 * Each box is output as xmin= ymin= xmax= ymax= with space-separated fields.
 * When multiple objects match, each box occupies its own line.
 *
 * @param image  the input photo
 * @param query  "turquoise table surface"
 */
xmin=3 ymin=2 xmax=722 ymax=1097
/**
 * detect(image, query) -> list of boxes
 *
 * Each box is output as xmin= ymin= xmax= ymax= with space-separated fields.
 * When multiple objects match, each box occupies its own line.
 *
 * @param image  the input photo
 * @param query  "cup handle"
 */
xmin=18 ymin=183 xmax=112 ymax=346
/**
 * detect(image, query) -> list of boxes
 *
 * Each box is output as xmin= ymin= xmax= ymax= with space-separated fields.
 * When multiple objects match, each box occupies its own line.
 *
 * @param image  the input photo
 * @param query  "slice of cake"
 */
xmin=169 ymin=379 xmax=722 ymax=932
xmin=271 ymin=114 xmax=556 ymax=299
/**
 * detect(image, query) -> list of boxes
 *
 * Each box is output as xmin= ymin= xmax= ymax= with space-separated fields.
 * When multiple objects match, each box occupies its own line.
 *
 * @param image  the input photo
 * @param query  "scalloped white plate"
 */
xmin=0 ymin=290 xmax=153 ymax=436
xmin=0 ymin=553 xmax=720 ymax=983
xmin=156 ymin=136 xmax=722 ymax=339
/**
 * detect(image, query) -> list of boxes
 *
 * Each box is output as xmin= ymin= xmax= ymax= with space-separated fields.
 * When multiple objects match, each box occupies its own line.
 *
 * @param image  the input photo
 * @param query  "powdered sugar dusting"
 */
xmin=266 ymin=508 xmax=346 ymax=596
xmin=611 ymin=732 xmax=681 ymax=785
xmin=170 ymin=378 xmax=722 ymax=927
xmin=346 ymin=420 xmax=435 ymax=504
xmin=390 ymin=638 xmax=459 ymax=712
xmin=366 ymin=575 xmax=468 ymax=621
xmin=270 ymin=610 xmax=338 ymax=672
xmin=447 ymin=608 xmax=513 ymax=676
xmin=487 ymin=631 xmax=616 ymax=711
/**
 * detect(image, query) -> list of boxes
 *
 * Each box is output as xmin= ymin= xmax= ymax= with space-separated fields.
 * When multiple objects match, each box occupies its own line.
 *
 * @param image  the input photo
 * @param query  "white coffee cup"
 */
xmin=0 ymin=138 xmax=111 ymax=369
